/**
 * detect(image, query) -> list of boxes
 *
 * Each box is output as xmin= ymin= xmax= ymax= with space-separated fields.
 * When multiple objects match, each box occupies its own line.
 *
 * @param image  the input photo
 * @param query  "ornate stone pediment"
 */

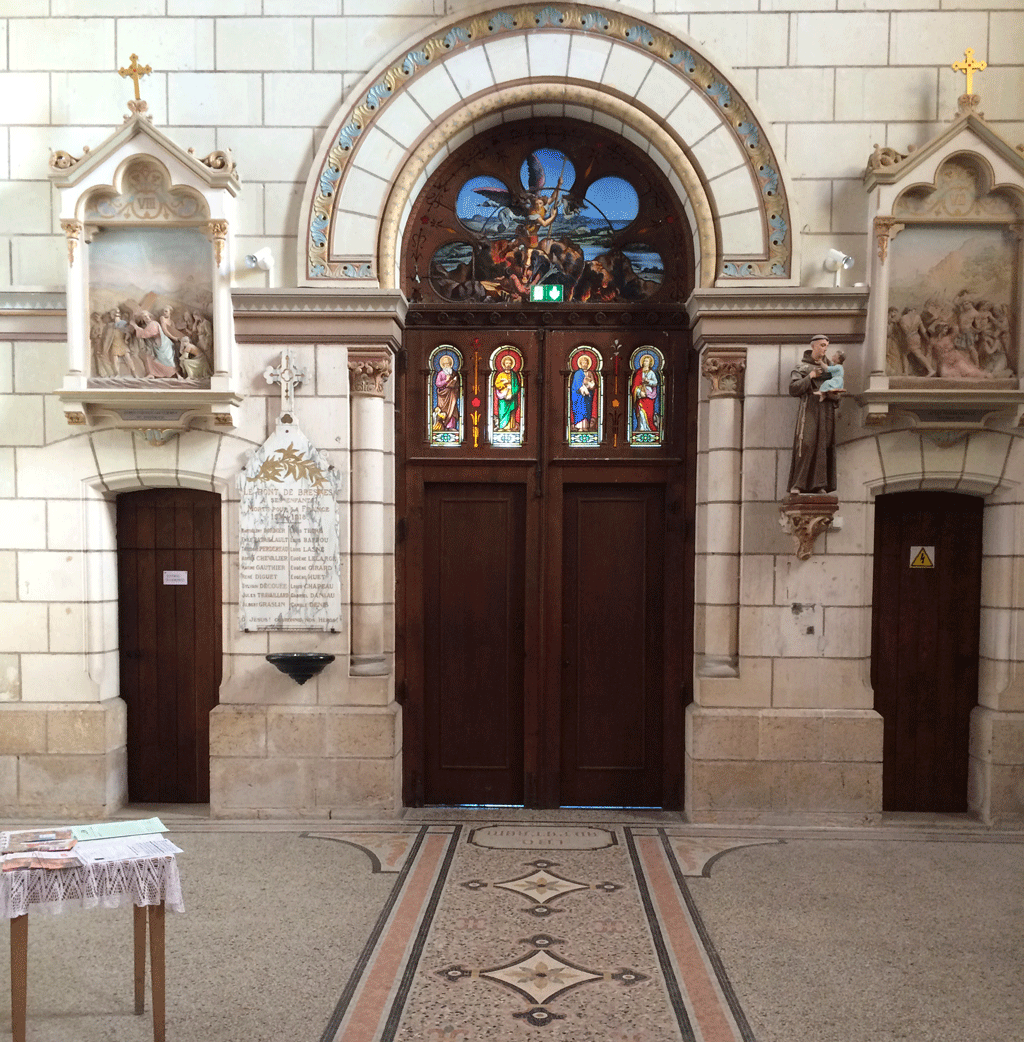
xmin=50 ymin=103 xmax=243 ymax=433
xmin=859 ymin=95 xmax=1024 ymax=432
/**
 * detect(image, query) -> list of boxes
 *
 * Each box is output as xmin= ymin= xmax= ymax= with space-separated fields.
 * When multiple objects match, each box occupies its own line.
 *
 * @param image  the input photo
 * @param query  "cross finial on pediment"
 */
xmin=952 ymin=47 xmax=986 ymax=95
xmin=118 ymin=53 xmax=152 ymax=101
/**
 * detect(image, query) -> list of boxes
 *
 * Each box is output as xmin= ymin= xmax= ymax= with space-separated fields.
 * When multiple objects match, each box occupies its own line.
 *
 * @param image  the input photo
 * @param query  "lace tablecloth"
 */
xmin=1 ymin=856 xmax=183 ymax=918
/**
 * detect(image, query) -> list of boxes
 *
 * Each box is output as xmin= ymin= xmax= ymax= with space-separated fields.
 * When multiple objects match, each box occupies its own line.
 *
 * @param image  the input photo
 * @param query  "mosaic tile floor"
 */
xmin=315 ymin=823 xmax=778 ymax=1042
xmin=3 ymin=813 xmax=1022 ymax=1042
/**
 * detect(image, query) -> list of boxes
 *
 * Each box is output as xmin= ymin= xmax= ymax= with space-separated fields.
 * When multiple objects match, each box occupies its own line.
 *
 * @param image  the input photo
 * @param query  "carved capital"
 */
xmin=205 ymin=219 xmax=228 ymax=267
xmin=348 ymin=354 xmax=393 ymax=397
xmin=701 ymin=349 xmax=747 ymax=399
xmin=60 ymin=219 xmax=83 ymax=267
xmin=873 ymin=216 xmax=905 ymax=265
xmin=780 ymin=494 xmax=839 ymax=561
xmin=64 ymin=410 xmax=87 ymax=426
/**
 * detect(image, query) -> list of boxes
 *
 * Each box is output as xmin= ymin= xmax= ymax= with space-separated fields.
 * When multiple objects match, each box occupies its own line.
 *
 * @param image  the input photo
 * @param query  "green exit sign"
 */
xmin=530 ymin=284 xmax=564 ymax=302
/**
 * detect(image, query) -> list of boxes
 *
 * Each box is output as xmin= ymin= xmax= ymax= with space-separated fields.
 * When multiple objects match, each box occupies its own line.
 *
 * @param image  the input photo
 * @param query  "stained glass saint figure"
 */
xmin=627 ymin=346 xmax=665 ymax=446
xmin=489 ymin=346 xmax=524 ymax=447
xmin=567 ymin=346 xmax=602 ymax=446
xmin=428 ymin=345 xmax=464 ymax=446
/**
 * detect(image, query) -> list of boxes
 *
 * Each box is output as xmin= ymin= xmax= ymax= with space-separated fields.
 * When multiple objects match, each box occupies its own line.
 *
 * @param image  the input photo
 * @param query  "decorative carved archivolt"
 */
xmin=348 ymin=354 xmax=393 ymax=397
xmin=780 ymin=495 xmax=839 ymax=561
xmin=306 ymin=2 xmax=791 ymax=282
xmin=701 ymin=350 xmax=747 ymax=399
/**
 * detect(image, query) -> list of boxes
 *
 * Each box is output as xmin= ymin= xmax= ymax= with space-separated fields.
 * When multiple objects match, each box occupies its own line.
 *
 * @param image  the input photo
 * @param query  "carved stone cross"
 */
xmin=952 ymin=47 xmax=986 ymax=95
xmin=118 ymin=53 xmax=152 ymax=100
xmin=264 ymin=351 xmax=307 ymax=422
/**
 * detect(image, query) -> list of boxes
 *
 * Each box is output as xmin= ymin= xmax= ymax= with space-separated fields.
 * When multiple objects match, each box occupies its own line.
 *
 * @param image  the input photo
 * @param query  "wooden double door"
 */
xmin=117 ymin=488 xmax=222 ymax=803
xmin=399 ymin=323 xmax=693 ymax=808
xmin=871 ymin=491 xmax=982 ymax=812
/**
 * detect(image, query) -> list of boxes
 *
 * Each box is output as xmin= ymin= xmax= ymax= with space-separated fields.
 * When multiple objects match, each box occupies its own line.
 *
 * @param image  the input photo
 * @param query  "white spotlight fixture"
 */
xmin=245 ymin=247 xmax=275 ymax=271
xmin=824 ymin=248 xmax=854 ymax=286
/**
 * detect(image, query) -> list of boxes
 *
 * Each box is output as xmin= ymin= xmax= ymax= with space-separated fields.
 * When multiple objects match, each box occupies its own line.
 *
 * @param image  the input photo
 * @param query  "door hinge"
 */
xmin=396 ymin=517 xmax=407 ymax=543
xmin=395 ymin=679 xmax=407 ymax=705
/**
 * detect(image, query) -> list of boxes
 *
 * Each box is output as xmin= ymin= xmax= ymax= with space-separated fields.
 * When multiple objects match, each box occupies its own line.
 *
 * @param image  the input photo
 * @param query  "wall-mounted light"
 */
xmin=245 ymin=247 xmax=274 ymax=271
xmin=824 ymin=248 xmax=854 ymax=286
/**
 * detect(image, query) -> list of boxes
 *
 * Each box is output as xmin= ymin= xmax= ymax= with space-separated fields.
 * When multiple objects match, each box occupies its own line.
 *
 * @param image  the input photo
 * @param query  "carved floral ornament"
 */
xmin=701 ymin=350 xmax=746 ymax=399
xmin=60 ymin=219 xmax=83 ymax=266
xmin=348 ymin=355 xmax=393 ymax=397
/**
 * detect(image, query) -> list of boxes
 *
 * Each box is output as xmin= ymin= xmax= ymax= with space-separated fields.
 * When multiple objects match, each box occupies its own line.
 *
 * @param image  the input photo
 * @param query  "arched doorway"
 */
xmin=871 ymin=490 xmax=983 ymax=812
xmin=396 ymin=120 xmax=696 ymax=808
xmin=117 ymin=487 xmax=222 ymax=803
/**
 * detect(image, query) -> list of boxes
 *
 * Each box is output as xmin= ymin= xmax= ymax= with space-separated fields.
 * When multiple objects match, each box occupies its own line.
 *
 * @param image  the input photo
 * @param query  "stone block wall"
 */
xmin=1 ymin=3 xmax=1023 ymax=293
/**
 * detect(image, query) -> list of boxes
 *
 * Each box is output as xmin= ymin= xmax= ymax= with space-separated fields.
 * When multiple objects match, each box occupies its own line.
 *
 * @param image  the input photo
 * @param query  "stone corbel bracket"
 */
xmin=780 ymin=494 xmax=839 ymax=560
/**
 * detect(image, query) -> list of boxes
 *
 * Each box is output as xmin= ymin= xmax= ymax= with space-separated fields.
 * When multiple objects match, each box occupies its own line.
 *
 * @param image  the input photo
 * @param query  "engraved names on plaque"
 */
xmin=238 ymin=423 xmax=342 ymax=631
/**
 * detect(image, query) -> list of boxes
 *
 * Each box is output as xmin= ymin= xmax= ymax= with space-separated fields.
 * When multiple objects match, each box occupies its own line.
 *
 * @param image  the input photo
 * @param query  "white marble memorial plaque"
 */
xmin=238 ymin=422 xmax=342 ymax=631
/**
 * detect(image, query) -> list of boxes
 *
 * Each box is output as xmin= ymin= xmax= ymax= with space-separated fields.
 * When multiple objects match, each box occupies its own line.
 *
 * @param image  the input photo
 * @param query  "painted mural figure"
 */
xmin=179 ymin=336 xmax=211 ymax=379
xmin=130 ymin=309 xmax=179 ymax=378
xmin=102 ymin=308 xmax=141 ymax=378
xmin=788 ymin=334 xmax=837 ymax=495
xmin=493 ymin=354 xmax=521 ymax=431
xmin=570 ymin=354 xmax=599 ymax=431
xmin=432 ymin=353 xmax=461 ymax=433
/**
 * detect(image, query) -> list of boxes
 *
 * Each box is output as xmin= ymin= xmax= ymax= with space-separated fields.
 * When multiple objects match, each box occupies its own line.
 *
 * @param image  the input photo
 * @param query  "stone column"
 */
xmin=865 ymin=216 xmax=903 ymax=402
xmin=348 ymin=352 xmax=394 ymax=677
xmin=697 ymin=349 xmax=746 ymax=677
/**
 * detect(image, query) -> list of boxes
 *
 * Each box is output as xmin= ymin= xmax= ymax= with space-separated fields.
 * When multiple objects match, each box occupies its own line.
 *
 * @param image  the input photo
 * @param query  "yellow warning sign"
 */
xmin=909 ymin=545 xmax=935 ymax=568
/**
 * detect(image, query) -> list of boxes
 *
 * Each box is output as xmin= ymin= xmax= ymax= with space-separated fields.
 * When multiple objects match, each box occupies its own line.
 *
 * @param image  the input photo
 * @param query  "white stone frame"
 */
xmin=51 ymin=113 xmax=243 ymax=432
xmin=300 ymin=1 xmax=796 ymax=289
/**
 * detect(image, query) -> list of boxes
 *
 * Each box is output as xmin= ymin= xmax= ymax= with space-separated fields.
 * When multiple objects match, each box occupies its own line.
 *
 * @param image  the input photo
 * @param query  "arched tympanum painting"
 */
xmin=398 ymin=119 xmax=695 ymax=811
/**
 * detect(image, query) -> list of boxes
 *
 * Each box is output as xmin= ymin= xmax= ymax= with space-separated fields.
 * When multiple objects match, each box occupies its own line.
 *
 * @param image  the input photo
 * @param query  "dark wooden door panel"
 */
xmin=399 ymin=323 xmax=692 ymax=809
xmin=117 ymin=489 xmax=221 ymax=803
xmin=423 ymin=483 xmax=526 ymax=804
xmin=560 ymin=484 xmax=665 ymax=806
xmin=872 ymin=491 xmax=982 ymax=812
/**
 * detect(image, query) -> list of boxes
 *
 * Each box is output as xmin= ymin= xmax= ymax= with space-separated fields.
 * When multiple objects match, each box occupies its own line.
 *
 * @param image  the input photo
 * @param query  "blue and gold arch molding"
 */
xmin=306 ymin=3 xmax=791 ymax=284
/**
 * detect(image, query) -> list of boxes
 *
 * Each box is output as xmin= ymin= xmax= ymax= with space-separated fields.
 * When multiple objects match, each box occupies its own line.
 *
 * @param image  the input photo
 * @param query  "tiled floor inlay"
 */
xmin=317 ymin=824 xmax=760 ymax=1041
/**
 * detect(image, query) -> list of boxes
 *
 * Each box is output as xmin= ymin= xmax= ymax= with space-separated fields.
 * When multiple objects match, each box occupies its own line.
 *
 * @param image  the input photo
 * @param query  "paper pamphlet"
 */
xmin=70 ymin=817 xmax=169 ymax=841
xmin=74 ymin=835 xmax=183 ymax=864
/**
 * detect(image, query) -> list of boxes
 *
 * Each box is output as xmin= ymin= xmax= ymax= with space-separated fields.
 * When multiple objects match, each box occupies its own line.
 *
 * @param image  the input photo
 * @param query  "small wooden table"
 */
xmin=3 ymin=853 xmax=182 ymax=1042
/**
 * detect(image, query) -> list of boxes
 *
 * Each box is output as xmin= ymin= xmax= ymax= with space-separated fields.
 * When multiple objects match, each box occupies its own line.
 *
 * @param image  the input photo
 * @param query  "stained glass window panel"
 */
xmin=428 ymin=345 xmax=464 ymax=446
xmin=488 ymin=346 xmax=525 ymax=447
xmin=566 ymin=346 xmax=603 ymax=447
xmin=627 ymin=346 xmax=665 ymax=446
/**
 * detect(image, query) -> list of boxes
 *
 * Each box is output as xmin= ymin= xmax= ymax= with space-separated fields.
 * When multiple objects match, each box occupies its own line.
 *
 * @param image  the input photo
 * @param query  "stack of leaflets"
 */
xmin=0 ymin=828 xmax=81 ymax=871
xmin=1 ymin=817 xmax=181 ymax=871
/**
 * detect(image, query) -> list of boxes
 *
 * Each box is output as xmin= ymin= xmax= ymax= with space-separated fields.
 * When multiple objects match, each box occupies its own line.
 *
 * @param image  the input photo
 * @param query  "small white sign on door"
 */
xmin=163 ymin=570 xmax=188 ymax=585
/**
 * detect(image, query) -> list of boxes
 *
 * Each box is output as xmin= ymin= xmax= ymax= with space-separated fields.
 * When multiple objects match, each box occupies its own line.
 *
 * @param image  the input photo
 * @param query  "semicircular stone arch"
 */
xmin=300 ymin=2 xmax=793 ymax=289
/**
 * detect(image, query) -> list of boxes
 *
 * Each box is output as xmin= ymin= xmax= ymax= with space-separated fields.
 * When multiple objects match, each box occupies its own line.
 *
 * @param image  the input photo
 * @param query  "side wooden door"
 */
xmin=117 ymin=488 xmax=222 ymax=803
xmin=871 ymin=491 xmax=983 ymax=812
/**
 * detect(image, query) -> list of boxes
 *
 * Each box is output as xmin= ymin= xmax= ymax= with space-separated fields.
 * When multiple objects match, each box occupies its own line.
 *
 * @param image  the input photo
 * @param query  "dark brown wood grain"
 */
xmin=872 ymin=491 xmax=982 ymax=812
xmin=117 ymin=489 xmax=222 ymax=803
